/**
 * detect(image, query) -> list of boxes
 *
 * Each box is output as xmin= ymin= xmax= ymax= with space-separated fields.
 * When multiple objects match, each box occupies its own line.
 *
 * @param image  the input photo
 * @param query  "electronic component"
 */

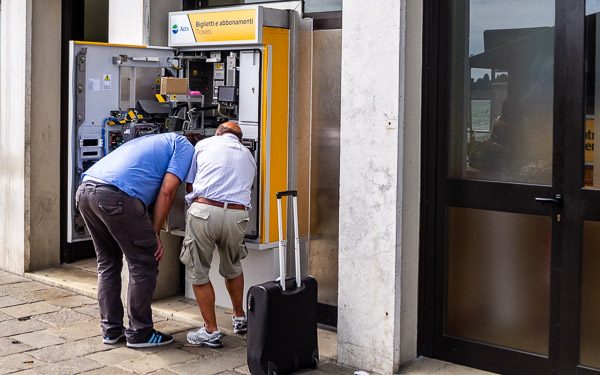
xmin=108 ymin=132 xmax=123 ymax=152
xmin=121 ymin=122 xmax=159 ymax=143
xmin=217 ymin=86 xmax=236 ymax=103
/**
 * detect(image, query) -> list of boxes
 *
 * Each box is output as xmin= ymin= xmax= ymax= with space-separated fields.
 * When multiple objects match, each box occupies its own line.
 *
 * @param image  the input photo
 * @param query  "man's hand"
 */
xmin=154 ymin=233 xmax=164 ymax=263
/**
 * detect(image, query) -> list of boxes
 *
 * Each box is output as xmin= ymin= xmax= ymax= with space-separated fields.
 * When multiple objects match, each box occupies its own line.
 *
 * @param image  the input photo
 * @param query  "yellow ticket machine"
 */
xmin=167 ymin=6 xmax=291 ymax=249
xmin=167 ymin=6 xmax=293 ymax=306
xmin=67 ymin=6 xmax=295 ymax=308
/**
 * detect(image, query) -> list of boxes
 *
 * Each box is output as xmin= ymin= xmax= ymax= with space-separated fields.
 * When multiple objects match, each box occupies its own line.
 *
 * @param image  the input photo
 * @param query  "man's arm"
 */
xmin=153 ymin=171 xmax=181 ymax=232
xmin=186 ymin=182 xmax=193 ymax=194
xmin=152 ymin=172 xmax=181 ymax=262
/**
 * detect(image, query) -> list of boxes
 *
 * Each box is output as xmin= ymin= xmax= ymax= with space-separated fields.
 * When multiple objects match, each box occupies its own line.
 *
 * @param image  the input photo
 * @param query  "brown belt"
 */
xmin=194 ymin=197 xmax=246 ymax=210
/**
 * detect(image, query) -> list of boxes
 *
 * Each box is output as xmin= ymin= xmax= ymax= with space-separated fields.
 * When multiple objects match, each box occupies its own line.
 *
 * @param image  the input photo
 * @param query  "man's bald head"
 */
xmin=216 ymin=122 xmax=243 ymax=142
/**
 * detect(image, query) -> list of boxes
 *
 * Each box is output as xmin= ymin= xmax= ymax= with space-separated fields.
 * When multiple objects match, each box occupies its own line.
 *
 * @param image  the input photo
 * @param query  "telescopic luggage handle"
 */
xmin=276 ymin=190 xmax=300 ymax=291
xmin=276 ymin=190 xmax=297 ymax=199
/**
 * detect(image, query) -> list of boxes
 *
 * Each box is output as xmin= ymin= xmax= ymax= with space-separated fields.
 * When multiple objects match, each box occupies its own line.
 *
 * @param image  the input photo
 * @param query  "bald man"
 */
xmin=181 ymin=122 xmax=257 ymax=347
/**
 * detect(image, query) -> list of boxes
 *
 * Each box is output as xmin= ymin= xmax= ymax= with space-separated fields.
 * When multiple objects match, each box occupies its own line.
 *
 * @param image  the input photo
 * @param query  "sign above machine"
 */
xmin=169 ymin=6 xmax=263 ymax=47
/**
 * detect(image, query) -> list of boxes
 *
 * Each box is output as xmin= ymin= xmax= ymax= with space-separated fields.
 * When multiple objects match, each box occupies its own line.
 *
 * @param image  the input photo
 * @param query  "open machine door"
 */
xmin=66 ymin=42 xmax=178 ymax=247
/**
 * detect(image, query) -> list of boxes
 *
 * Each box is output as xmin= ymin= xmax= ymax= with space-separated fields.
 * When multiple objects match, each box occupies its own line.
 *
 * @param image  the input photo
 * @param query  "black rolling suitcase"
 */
xmin=246 ymin=190 xmax=319 ymax=375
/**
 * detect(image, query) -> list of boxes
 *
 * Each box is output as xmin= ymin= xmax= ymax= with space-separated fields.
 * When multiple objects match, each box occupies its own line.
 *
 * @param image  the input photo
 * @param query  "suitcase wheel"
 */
xmin=311 ymin=355 xmax=319 ymax=369
xmin=311 ymin=348 xmax=320 ymax=369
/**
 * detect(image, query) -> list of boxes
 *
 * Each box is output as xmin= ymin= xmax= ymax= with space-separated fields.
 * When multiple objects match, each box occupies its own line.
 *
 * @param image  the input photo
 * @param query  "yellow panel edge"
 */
xmin=262 ymin=26 xmax=290 ymax=244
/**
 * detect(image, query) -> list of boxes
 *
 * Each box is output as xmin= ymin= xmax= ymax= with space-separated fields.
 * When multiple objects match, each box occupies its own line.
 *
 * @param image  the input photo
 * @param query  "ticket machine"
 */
xmin=168 ymin=6 xmax=293 ymax=305
xmin=67 ymin=5 xmax=294 ymax=308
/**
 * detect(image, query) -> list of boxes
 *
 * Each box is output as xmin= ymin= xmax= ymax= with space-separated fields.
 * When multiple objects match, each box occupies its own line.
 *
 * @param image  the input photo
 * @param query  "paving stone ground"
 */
xmin=0 ymin=270 xmax=358 ymax=375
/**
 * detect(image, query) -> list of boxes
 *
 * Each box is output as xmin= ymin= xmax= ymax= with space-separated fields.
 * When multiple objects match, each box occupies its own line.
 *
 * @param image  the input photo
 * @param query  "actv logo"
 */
xmin=172 ymin=24 xmax=190 ymax=34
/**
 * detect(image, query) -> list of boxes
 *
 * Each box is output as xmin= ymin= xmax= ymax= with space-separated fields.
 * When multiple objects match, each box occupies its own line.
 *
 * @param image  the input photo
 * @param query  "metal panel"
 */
xmin=308 ymin=29 xmax=341 ymax=307
xmin=290 ymin=13 xmax=313 ymax=278
xmin=304 ymin=0 xmax=342 ymax=13
xmin=67 ymin=42 xmax=175 ymax=242
xmin=262 ymin=7 xmax=289 ymax=29
xmin=134 ymin=67 xmax=162 ymax=105
xmin=119 ymin=66 xmax=131 ymax=110
xmin=239 ymin=50 xmax=260 ymax=123
xmin=243 ymin=137 xmax=259 ymax=239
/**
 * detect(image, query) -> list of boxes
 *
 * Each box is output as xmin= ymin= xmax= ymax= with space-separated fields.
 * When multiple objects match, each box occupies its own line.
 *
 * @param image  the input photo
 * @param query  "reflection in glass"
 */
xmin=309 ymin=30 xmax=341 ymax=307
xmin=580 ymin=221 xmax=600 ymax=368
xmin=449 ymin=1 xmax=554 ymax=184
xmin=584 ymin=5 xmax=600 ymax=188
xmin=206 ymin=0 xmax=281 ymax=6
xmin=204 ymin=0 xmax=342 ymax=12
xmin=446 ymin=207 xmax=551 ymax=355
xmin=588 ymin=0 xmax=600 ymax=16
xmin=206 ymin=0 xmax=342 ymax=11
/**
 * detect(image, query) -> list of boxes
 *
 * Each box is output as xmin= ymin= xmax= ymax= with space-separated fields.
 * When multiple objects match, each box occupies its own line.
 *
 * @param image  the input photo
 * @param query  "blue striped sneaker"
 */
xmin=126 ymin=330 xmax=173 ymax=348
xmin=103 ymin=331 xmax=125 ymax=345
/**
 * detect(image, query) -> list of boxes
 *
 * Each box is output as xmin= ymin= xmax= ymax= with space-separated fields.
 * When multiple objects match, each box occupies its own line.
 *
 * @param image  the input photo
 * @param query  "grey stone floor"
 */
xmin=0 ymin=268 xmax=496 ymax=375
xmin=0 ymin=270 xmax=359 ymax=375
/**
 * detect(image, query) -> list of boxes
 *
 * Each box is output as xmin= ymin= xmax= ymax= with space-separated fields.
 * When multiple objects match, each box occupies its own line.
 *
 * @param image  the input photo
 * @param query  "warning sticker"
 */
xmin=103 ymin=74 xmax=112 ymax=91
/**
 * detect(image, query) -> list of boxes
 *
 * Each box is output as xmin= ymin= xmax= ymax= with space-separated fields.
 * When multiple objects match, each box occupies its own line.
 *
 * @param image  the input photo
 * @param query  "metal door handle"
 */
xmin=535 ymin=193 xmax=562 ymax=204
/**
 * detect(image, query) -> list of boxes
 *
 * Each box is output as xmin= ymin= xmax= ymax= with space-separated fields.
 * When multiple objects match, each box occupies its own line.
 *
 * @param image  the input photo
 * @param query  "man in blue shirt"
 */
xmin=76 ymin=133 xmax=194 ymax=348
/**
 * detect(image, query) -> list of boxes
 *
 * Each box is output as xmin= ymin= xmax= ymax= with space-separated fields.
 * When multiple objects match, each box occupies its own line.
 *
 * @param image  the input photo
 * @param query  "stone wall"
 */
xmin=29 ymin=0 xmax=62 ymax=271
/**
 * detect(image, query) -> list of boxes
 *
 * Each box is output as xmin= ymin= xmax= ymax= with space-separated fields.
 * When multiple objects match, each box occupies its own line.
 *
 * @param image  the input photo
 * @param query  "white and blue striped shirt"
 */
xmin=184 ymin=133 xmax=256 ymax=208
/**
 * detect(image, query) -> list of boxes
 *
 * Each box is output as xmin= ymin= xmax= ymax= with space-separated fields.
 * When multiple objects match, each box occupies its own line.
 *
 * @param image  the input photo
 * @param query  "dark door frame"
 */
xmin=60 ymin=0 xmax=93 ymax=264
xmin=418 ymin=0 xmax=598 ymax=374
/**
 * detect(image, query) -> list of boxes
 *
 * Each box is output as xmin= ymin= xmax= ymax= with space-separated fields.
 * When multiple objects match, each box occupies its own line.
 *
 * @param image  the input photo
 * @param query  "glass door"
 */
xmin=423 ymin=1 xmax=600 ymax=374
xmin=424 ymin=0 xmax=560 ymax=374
xmin=570 ymin=2 xmax=600 ymax=374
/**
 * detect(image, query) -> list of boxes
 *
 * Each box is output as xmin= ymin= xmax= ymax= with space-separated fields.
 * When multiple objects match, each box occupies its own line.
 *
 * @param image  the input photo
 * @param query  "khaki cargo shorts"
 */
xmin=180 ymin=202 xmax=249 ymax=285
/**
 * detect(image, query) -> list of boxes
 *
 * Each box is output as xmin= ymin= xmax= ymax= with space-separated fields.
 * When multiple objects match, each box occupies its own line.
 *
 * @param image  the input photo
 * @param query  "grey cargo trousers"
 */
xmin=76 ymin=182 xmax=158 ymax=341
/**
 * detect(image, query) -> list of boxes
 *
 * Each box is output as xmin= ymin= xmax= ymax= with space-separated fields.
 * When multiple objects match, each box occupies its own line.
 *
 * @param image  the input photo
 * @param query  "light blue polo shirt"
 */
xmin=83 ymin=133 xmax=194 ymax=206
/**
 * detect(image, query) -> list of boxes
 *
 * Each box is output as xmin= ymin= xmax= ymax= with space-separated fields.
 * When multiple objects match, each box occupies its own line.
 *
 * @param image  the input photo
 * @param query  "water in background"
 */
xmin=471 ymin=99 xmax=491 ymax=141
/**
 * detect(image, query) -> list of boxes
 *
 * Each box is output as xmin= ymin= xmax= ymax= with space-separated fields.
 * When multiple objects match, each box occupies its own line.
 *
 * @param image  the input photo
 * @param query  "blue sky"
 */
xmin=469 ymin=0 xmax=555 ymax=56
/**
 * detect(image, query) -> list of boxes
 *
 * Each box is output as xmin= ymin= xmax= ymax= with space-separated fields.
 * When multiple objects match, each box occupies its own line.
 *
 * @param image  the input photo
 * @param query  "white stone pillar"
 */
xmin=109 ymin=0 xmax=149 ymax=45
xmin=0 ymin=1 xmax=31 ymax=274
xmin=338 ymin=0 xmax=421 ymax=373
xmin=0 ymin=0 xmax=63 ymax=273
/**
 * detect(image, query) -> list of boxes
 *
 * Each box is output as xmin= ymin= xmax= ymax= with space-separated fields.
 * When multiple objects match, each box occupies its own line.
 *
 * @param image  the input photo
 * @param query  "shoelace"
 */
xmin=195 ymin=328 xmax=220 ymax=339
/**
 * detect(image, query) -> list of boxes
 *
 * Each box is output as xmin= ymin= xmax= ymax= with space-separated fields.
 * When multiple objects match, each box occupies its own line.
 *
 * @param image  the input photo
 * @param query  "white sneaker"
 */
xmin=186 ymin=327 xmax=223 ymax=348
xmin=232 ymin=315 xmax=247 ymax=334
